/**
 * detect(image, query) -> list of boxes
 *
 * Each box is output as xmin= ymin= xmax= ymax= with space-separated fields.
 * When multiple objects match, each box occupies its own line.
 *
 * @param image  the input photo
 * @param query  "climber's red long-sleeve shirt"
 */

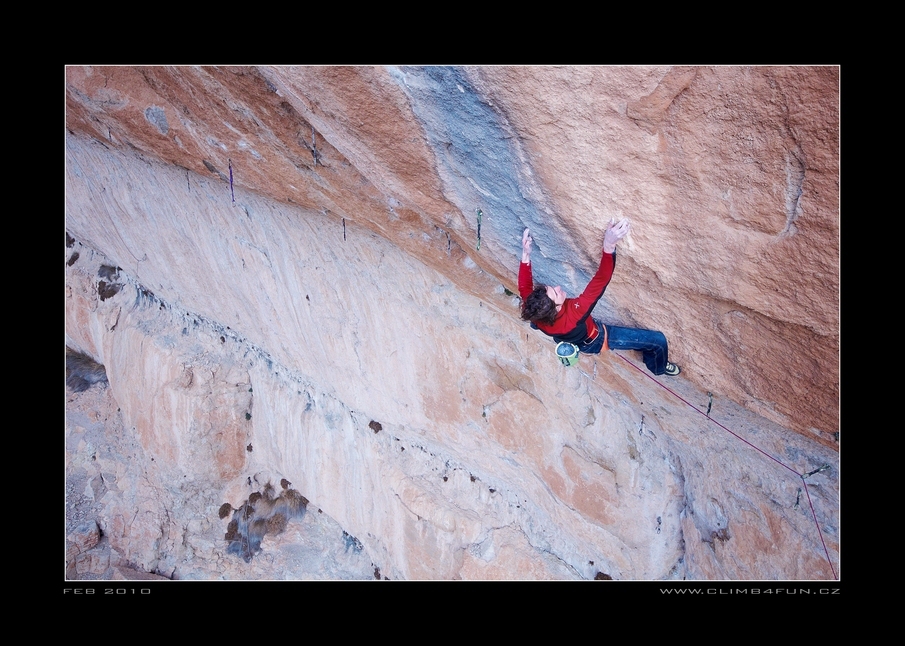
xmin=518 ymin=251 xmax=615 ymax=345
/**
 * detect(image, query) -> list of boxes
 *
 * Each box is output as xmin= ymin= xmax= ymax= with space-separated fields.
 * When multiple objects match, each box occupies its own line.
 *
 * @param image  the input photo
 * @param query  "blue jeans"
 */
xmin=579 ymin=320 xmax=671 ymax=375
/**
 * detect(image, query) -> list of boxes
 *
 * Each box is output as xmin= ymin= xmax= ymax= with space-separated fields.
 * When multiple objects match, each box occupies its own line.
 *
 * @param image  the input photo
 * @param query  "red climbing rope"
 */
xmin=613 ymin=353 xmax=838 ymax=580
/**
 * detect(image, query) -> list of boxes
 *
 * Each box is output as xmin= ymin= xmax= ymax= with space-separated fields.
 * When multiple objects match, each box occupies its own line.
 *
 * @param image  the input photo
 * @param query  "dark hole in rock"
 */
xmin=97 ymin=280 xmax=122 ymax=301
xmin=224 ymin=483 xmax=309 ymax=562
xmin=66 ymin=348 xmax=108 ymax=392
xmin=98 ymin=265 xmax=121 ymax=280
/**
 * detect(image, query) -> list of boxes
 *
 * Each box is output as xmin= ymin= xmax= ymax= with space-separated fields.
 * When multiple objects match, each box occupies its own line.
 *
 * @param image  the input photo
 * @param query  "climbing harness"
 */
xmin=587 ymin=321 xmax=609 ymax=351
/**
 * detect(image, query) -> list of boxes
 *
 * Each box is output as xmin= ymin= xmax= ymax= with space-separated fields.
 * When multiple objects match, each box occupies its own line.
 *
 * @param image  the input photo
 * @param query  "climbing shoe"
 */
xmin=664 ymin=362 xmax=681 ymax=376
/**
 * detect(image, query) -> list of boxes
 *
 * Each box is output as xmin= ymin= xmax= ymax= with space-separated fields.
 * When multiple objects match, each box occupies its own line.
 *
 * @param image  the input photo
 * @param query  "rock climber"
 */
xmin=518 ymin=219 xmax=681 ymax=376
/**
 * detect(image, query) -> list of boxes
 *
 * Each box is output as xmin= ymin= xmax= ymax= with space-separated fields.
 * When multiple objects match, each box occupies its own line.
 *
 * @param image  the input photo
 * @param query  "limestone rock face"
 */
xmin=65 ymin=66 xmax=839 ymax=580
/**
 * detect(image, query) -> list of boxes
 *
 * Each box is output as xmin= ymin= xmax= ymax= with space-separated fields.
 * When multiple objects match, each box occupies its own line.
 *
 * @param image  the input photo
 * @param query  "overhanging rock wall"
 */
xmin=65 ymin=66 xmax=839 ymax=580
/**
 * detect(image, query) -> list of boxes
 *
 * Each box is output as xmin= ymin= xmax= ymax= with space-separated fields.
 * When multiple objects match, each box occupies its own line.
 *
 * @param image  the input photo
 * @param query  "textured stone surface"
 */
xmin=65 ymin=265 xmax=378 ymax=581
xmin=65 ymin=65 xmax=839 ymax=441
xmin=64 ymin=66 xmax=839 ymax=580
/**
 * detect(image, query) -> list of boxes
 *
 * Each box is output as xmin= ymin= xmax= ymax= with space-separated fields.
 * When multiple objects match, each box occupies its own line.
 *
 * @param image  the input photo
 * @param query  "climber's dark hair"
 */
xmin=521 ymin=286 xmax=557 ymax=326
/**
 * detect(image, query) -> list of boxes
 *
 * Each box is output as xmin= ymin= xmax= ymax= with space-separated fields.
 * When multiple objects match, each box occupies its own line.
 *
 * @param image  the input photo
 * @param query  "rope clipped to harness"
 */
xmin=555 ymin=342 xmax=579 ymax=367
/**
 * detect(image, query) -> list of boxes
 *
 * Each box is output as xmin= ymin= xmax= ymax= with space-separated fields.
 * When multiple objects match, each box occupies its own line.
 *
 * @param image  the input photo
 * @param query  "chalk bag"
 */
xmin=555 ymin=342 xmax=579 ymax=367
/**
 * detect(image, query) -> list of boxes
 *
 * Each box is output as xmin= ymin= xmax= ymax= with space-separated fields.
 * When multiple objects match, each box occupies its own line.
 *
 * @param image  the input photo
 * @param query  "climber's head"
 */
xmin=545 ymin=285 xmax=566 ymax=307
xmin=521 ymin=285 xmax=563 ymax=326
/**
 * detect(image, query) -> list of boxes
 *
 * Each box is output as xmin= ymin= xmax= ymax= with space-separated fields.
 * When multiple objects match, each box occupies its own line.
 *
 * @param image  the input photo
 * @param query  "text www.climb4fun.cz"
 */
xmin=661 ymin=588 xmax=840 ymax=595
